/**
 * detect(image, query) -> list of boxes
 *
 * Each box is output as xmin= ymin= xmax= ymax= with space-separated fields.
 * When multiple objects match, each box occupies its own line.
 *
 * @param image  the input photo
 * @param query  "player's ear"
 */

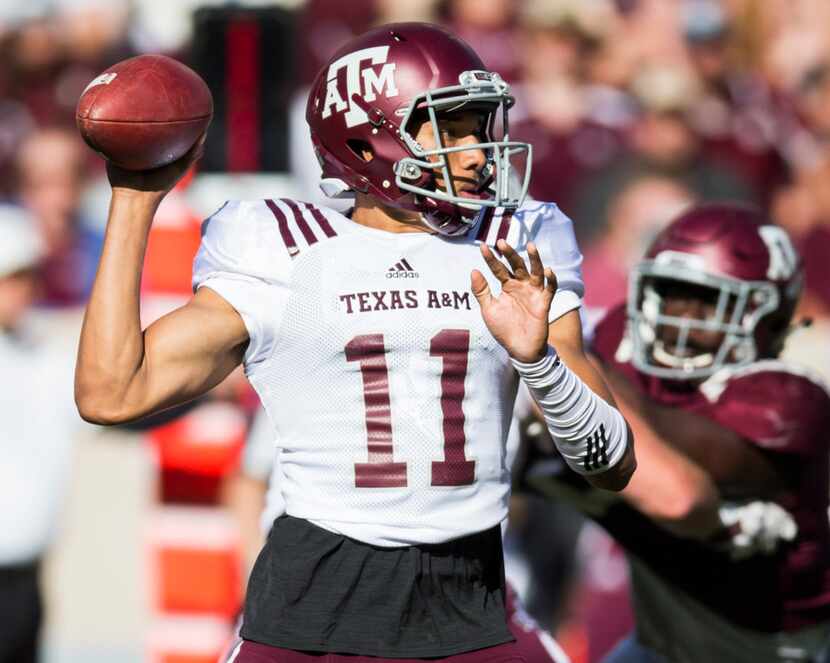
xmin=347 ymin=139 xmax=374 ymax=163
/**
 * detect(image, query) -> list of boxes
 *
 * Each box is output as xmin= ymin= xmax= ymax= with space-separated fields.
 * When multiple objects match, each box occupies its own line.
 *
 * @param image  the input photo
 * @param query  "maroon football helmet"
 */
xmin=305 ymin=22 xmax=531 ymax=236
xmin=627 ymin=203 xmax=803 ymax=379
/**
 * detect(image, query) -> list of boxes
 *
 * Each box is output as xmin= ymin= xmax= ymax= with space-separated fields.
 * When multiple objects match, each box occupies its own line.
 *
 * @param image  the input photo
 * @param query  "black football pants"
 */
xmin=0 ymin=561 xmax=41 ymax=663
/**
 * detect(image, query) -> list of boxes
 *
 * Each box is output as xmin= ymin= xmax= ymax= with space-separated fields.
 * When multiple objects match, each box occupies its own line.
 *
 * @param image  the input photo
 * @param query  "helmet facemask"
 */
xmin=628 ymin=255 xmax=780 ymax=380
xmin=393 ymin=70 xmax=532 ymax=235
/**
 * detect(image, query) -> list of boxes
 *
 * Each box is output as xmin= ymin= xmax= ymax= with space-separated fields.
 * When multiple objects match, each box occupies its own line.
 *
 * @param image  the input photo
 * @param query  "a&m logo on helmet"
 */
xmin=758 ymin=225 xmax=798 ymax=280
xmin=321 ymin=46 xmax=399 ymax=128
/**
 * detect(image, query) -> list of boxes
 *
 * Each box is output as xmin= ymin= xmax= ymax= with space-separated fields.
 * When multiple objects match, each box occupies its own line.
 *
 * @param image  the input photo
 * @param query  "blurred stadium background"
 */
xmin=2 ymin=0 xmax=830 ymax=662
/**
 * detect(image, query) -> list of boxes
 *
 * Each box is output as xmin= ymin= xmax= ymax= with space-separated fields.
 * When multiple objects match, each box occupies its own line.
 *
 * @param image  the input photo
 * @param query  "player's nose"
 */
xmin=456 ymin=134 xmax=487 ymax=173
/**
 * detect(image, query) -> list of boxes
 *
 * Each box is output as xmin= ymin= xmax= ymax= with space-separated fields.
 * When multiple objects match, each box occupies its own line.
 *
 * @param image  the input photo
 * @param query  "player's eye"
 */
xmin=440 ymin=119 xmax=485 ymax=141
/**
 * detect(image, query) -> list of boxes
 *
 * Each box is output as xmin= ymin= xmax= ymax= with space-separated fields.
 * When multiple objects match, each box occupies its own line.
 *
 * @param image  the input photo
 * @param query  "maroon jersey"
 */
xmin=590 ymin=303 xmax=830 ymax=632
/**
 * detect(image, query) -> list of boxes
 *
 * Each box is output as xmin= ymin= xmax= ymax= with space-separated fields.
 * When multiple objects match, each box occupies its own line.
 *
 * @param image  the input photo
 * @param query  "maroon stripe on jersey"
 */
xmin=495 ymin=210 xmax=513 ymax=244
xmin=265 ymin=199 xmax=299 ymax=257
xmin=304 ymin=203 xmax=337 ymax=238
xmin=281 ymin=198 xmax=318 ymax=245
xmin=475 ymin=207 xmax=495 ymax=242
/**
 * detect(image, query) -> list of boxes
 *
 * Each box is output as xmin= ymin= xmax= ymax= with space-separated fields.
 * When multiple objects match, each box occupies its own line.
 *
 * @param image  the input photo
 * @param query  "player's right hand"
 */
xmin=471 ymin=239 xmax=558 ymax=364
xmin=106 ymin=133 xmax=206 ymax=198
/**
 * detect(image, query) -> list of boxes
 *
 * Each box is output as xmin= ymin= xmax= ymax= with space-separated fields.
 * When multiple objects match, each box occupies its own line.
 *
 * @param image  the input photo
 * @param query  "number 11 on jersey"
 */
xmin=346 ymin=330 xmax=475 ymax=489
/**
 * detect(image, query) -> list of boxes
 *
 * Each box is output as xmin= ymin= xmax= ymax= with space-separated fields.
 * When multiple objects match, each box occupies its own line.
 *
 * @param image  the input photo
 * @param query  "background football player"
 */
xmin=75 ymin=22 xmax=635 ymax=662
xmin=520 ymin=203 xmax=830 ymax=663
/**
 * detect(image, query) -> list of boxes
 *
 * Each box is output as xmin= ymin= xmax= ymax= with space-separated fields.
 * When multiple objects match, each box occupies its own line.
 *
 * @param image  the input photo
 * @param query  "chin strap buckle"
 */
xmin=367 ymin=107 xmax=385 ymax=127
xmin=349 ymin=93 xmax=386 ymax=128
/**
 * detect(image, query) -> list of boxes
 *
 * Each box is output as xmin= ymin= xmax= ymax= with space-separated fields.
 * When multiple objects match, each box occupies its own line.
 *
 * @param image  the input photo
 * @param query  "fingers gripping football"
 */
xmin=106 ymin=132 xmax=207 ymax=196
xmin=471 ymin=239 xmax=558 ymax=363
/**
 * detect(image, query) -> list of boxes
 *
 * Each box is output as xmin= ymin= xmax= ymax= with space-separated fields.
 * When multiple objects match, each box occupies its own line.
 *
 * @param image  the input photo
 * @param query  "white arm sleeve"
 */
xmin=513 ymin=349 xmax=629 ymax=476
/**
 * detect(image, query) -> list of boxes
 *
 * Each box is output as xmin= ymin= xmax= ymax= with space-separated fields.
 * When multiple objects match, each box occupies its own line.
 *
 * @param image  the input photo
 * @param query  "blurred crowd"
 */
xmin=3 ymin=1 xmax=830 ymax=662
xmin=4 ymin=0 xmax=830 ymax=339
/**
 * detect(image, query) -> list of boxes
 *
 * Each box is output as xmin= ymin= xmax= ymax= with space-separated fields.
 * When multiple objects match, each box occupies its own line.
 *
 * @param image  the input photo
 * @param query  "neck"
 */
xmin=351 ymin=194 xmax=434 ymax=234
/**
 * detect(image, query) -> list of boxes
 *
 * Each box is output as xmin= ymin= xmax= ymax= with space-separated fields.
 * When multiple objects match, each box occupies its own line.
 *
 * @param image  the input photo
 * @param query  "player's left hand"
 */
xmin=471 ymin=239 xmax=557 ymax=363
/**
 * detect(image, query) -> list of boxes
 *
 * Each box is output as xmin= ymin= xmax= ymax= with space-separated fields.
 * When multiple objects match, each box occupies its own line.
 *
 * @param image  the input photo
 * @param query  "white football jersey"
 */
xmin=193 ymin=199 xmax=584 ymax=546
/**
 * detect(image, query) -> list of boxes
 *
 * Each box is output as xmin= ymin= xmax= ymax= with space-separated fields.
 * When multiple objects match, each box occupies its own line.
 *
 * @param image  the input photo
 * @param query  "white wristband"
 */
xmin=512 ymin=347 xmax=629 ymax=476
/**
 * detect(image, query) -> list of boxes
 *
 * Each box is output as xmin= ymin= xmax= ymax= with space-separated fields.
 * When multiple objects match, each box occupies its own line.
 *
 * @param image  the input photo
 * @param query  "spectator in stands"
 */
xmin=682 ymin=0 xmax=789 ymax=204
xmin=580 ymin=175 xmax=694 ymax=313
xmin=0 ymin=1 xmax=132 ymax=128
xmin=512 ymin=0 xmax=629 ymax=213
xmin=442 ymin=0 xmax=522 ymax=83
xmin=15 ymin=126 xmax=102 ymax=308
xmin=573 ymin=63 xmax=754 ymax=244
xmin=0 ymin=204 xmax=81 ymax=663
xmin=0 ymin=9 xmax=64 ymax=126
xmin=294 ymin=0 xmax=378 ymax=87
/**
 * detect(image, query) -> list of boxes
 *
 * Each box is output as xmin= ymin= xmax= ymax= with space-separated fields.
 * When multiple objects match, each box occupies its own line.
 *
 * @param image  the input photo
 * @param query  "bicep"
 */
xmin=127 ymin=287 xmax=249 ymax=418
xmin=610 ymin=381 xmax=720 ymax=528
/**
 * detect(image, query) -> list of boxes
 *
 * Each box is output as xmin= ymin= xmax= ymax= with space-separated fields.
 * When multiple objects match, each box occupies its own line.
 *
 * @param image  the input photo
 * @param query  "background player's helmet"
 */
xmin=627 ymin=203 xmax=803 ymax=379
xmin=305 ymin=22 xmax=531 ymax=236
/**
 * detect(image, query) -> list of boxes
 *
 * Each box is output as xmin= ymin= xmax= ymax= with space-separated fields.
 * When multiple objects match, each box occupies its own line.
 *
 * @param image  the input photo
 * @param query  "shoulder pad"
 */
xmin=476 ymin=201 xmax=585 ymax=320
xmin=472 ymin=201 xmax=558 ymax=247
xmin=194 ymin=199 xmax=290 ymax=289
xmin=703 ymin=362 xmax=830 ymax=455
xmin=262 ymin=198 xmax=340 ymax=259
xmin=193 ymin=198 xmax=341 ymax=291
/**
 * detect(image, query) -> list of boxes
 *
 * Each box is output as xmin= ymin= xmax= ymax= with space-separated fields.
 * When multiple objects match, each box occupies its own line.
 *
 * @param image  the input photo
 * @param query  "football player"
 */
xmin=520 ymin=203 xmax=830 ymax=663
xmin=218 ymin=406 xmax=571 ymax=663
xmin=75 ymin=23 xmax=635 ymax=662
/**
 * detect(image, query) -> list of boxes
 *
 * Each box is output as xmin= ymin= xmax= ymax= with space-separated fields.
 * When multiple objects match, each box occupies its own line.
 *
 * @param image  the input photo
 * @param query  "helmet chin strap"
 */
xmin=652 ymin=340 xmax=715 ymax=372
xmin=419 ymin=202 xmax=486 ymax=236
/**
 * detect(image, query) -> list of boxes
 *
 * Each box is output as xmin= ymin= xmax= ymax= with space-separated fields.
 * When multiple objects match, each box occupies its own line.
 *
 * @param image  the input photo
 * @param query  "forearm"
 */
xmin=515 ymin=347 xmax=634 ymax=491
xmin=596 ymin=361 xmax=730 ymax=540
xmin=75 ymin=191 xmax=161 ymax=421
xmin=556 ymin=340 xmax=637 ymax=490
xmin=522 ymin=311 xmax=634 ymax=491
xmin=618 ymin=401 xmax=724 ymax=540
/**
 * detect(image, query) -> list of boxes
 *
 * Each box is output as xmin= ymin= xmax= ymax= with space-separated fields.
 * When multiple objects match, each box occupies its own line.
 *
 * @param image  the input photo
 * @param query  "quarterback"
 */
xmin=521 ymin=204 xmax=830 ymax=663
xmin=75 ymin=23 xmax=634 ymax=661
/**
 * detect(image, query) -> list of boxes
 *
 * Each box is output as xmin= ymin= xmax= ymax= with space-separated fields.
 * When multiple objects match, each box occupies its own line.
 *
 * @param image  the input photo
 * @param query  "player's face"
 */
xmin=651 ymin=279 xmax=727 ymax=358
xmin=412 ymin=110 xmax=490 ymax=201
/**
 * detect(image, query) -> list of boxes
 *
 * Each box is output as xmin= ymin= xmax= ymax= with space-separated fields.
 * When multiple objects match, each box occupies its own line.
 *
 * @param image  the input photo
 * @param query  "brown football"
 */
xmin=76 ymin=54 xmax=213 ymax=171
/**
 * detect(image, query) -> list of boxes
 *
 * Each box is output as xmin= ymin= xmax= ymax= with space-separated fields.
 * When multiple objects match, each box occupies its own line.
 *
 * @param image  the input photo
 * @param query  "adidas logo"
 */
xmin=386 ymin=258 xmax=419 ymax=279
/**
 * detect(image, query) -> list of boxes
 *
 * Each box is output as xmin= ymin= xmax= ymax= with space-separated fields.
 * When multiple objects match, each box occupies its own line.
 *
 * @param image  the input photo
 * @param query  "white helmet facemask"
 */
xmin=627 ymin=258 xmax=779 ymax=380
xmin=393 ymin=71 xmax=532 ymax=221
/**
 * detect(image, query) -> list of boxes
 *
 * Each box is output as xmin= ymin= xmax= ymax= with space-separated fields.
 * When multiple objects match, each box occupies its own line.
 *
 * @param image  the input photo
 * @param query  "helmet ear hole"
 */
xmin=346 ymin=139 xmax=374 ymax=163
xmin=404 ymin=109 xmax=430 ymax=140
